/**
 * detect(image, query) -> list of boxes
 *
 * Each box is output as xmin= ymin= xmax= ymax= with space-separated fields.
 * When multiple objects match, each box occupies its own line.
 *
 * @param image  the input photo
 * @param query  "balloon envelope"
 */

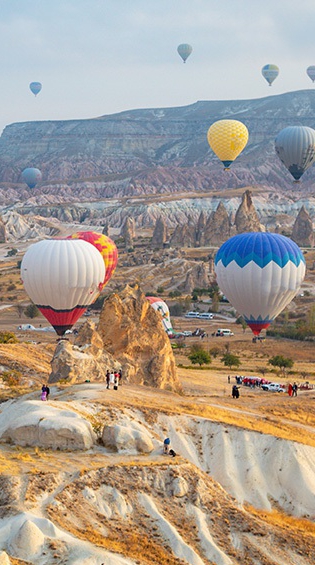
xmin=275 ymin=126 xmax=315 ymax=181
xmin=21 ymin=239 xmax=105 ymax=336
xmin=21 ymin=168 xmax=42 ymax=189
xmin=207 ymin=119 xmax=249 ymax=169
xmin=261 ymin=64 xmax=279 ymax=86
xmin=215 ymin=232 xmax=305 ymax=335
xmin=146 ymin=297 xmax=173 ymax=333
xmin=67 ymin=231 xmax=118 ymax=287
xmin=29 ymin=82 xmax=42 ymax=96
xmin=177 ymin=44 xmax=192 ymax=63
xmin=306 ymin=66 xmax=315 ymax=82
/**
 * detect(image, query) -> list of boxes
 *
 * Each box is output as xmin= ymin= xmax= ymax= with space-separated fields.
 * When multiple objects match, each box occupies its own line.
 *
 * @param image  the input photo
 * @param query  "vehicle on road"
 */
xmin=197 ymin=313 xmax=214 ymax=320
xmin=182 ymin=330 xmax=193 ymax=336
xmin=185 ymin=312 xmax=200 ymax=318
xmin=262 ymin=382 xmax=285 ymax=392
xmin=215 ymin=328 xmax=234 ymax=337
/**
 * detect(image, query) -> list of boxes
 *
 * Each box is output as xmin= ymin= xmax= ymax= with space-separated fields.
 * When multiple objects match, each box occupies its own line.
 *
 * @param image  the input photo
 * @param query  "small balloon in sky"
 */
xmin=29 ymin=82 xmax=42 ymax=96
xmin=207 ymin=119 xmax=249 ymax=169
xmin=177 ymin=44 xmax=192 ymax=63
xmin=21 ymin=167 xmax=42 ymax=189
xmin=261 ymin=64 xmax=279 ymax=86
xmin=306 ymin=66 xmax=315 ymax=83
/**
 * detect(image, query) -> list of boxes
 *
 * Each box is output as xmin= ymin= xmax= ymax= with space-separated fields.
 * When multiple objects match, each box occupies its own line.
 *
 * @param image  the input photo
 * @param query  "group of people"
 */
xmin=288 ymin=382 xmax=298 ymax=397
xmin=41 ymin=384 xmax=50 ymax=401
xmin=106 ymin=369 xmax=122 ymax=390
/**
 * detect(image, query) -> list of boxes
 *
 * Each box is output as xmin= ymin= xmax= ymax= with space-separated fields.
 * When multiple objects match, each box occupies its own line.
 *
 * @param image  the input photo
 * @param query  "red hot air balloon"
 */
xmin=67 ymin=231 xmax=118 ymax=286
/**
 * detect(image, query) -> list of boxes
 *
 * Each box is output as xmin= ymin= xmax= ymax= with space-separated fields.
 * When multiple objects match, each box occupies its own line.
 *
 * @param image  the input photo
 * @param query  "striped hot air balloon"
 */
xmin=67 ymin=231 xmax=118 ymax=287
xmin=146 ymin=297 xmax=173 ymax=333
xmin=215 ymin=232 xmax=305 ymax=335
xmin=275 ymin=126 xmax=315 ymax=181
xmin=261 ymin=64 xmax=279 ymax=86
xmin=21 ymin=239 xmax=105 ymax=336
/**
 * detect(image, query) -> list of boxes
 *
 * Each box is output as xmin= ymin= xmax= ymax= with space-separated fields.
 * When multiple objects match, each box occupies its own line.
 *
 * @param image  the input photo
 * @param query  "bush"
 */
xmin=0 ymin=331 xmax=18 ymax=344
xmin=24 ymin=303 xmax=40 ymax=319
xmin=1 ymin=369 xmax=22 ymax=386
xmin=188 ymin=344 xmax=211 ymax=366
xmin=7 ymin=284 xmax=16 ymax=291
xmin=169 ymin=303 xmax=184 ymax=316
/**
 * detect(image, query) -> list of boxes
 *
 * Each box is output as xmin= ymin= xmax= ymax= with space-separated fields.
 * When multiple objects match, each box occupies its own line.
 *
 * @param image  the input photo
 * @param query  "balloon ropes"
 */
xmin=207 ymin=119 xmax=249 ymax=169
xmin=275 ymin=126 xmax=315 ymax=181
xmin=21 ymin=168 xmax=42 ymax=189
xmin=177 ymin=44 xmax=192 ymax=63
xmin=146 ymin=297 xmax=173 ymax=333
xmin=261 ymin=64 xmax=279 ymax=86
xmin=67 ymin=231 xmax=118 ymax=287
xmin=29 ymin=82 xmax=42 ymax=96
xmin=21 ymin=239 xmax=105 ymax=336
xmin=215 ymin=232 xmax=305 ymax=335
xmin=306 ymin=66 xmax=315 ymax=82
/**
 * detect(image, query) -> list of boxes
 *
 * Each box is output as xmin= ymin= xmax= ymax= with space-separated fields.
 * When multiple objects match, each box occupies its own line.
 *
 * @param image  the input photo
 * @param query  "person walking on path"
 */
xmin=292 ymin=382 xmax=298 ymax=397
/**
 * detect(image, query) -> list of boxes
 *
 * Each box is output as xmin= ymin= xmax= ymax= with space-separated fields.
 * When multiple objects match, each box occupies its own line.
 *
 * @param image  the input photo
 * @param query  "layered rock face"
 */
xmin=235 ymin=190 xmax=264 ymax=233
xmin=291 ymin=205 xmax=314 ymax=247
xmin=151 ymin=217 xmax=169 ymax=248
xmin=97 ymin=285 xmax=181 ymax=391
xmin=121 ymin=216 xmax=136 ymax=248
xmin=182 ymin=262 xmax=210 ymax=293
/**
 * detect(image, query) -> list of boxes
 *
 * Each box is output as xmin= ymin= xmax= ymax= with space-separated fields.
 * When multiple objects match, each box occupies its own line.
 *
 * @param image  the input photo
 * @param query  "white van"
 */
xmin=197 ymin=313 xmax=214 ymax=320
xmin=185 ymin=311 xmax=200 ymax=318
xmin=215 ymin=329 xmax=234 ymax=337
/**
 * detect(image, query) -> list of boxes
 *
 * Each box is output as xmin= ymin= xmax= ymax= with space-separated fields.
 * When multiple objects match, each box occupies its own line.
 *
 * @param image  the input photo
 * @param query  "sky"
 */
xmin=0 ymin=0 xmax=315 ymax=133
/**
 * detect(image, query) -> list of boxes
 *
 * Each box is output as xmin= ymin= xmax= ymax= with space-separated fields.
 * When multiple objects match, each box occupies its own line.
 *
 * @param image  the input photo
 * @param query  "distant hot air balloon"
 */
xmin=261 ymin=64 xmax=279 ymax=86
xmin=215 ymin=232 xmax=305 ymax=335
xmin=21 ymin=239 xmax=105 ymax=336
xmin=177 ymin=44 xmax=192 ymax=63
xmin=207 ymin=119 xmax=249 ymax=169
xmin=306 ymin=66 xmax=315 ymax=83
xmin=146 ymin=297 xmax=173 ymax=333
xmin=29 ymin=82 xmax=42 ymax=96
xmin=67 ymin=231 xmax=118 ymax=286
xmin=21 ymin=167 xmax=42 ymax=189
xmin=275 ymin=126 xmax=315 ymax=181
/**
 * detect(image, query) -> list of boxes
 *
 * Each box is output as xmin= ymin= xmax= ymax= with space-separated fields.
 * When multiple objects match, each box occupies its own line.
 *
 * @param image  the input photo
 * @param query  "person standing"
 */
xmin=109 ymin=371 xmax=115 ymax=389
xmin=292 ymin=382 xmax=298 ymax=397
xmin=106 ymin=370 xmax=110 ymax=389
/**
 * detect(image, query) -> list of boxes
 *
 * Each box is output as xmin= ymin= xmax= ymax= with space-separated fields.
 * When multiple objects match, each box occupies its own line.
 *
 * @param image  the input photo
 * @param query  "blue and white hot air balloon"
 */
xmin=29 ymin=82 xmax=42 ymax=96
xmin=215 ymin=232 xmax=305 ymax=335
xmin=261 ymin=64 xmax=279 ymax=86
xmin=21 ymin=167 xmax=42 ymax=189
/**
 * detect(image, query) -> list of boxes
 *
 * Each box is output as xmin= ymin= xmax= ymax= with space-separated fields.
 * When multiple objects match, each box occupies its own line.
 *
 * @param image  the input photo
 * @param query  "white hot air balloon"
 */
xmin=21 ymin=239 xmax=105 ymax=336
xmin=215 ymin=232 xmax=305 ymax=335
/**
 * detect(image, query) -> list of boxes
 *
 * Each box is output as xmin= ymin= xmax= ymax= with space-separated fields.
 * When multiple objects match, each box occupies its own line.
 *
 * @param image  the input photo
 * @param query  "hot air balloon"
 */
xmin=21 ymin=239 xmax=105 ymax=336
xmin=275 ymin=126 xmax=315 ymax=181
xmin=146 ymin=297 xmax=173 ymax=333
xmin=261 ymin=64 xmax=279 ymax=86
xmin=306 ymin=66 xmax=315 ymax=83
xmin=177 ymin=44 xmax=192 ymax=63
xmin=207 ymin=119 xmax=249 ymax=169
xmin=29 ymin=82 xmax=42 ymax=96
xmin=67 ymin=231 xmax=118 ymax=286
xmin=21 ymin=167 xmax=42 ymax=189
xmin=215 ymin=232 xmax=305 ymax=335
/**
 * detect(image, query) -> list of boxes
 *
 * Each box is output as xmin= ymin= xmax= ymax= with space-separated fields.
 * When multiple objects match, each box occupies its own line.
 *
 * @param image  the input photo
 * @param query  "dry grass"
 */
xmin=246 ymin=505 xmax=315 ymax=536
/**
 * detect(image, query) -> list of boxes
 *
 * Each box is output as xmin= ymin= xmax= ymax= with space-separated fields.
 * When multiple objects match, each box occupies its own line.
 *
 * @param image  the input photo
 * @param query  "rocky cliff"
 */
xmin=291 ymin=205 xmax=314 ymax=247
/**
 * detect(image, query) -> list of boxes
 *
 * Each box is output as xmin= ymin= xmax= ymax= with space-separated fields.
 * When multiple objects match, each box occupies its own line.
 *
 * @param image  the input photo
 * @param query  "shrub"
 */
xmin=0 ymin=331 xmax=18 ymax=344
xmin=188 ymin=344 xmax=211 ymax=366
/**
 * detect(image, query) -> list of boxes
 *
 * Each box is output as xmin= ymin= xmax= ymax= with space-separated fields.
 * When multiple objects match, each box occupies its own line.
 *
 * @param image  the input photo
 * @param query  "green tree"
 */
xmin=0 ymin=331 xmax=18 ymax=344
xmin=268 ymin=355 xmax=294 ymax=376
xmin=24 ymin=303 xmax=40 ymax=319
xmin=156 ymin=286 xmax=164 ymax=294
xmin=188 ymin=345 xmax=211 ymax=367
xmin=221 ymin=353 xmax=240 ymax=370
xmin=6 ymin=248 xmax=18 ymax=257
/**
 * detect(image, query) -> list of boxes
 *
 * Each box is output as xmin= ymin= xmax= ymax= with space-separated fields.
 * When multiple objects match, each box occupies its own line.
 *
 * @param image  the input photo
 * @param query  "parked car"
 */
xmin=182 ymin=330 xmax=193 ymax=336
xmin=215 ymin=329 xmax=234 ymax=337
xmin=197 ymin=313 xmax=214 ymax=320
xmin=185 ymin=311 xmax=200 ymax=318
xmin=262 ymin=382 xmax=285 ymax=392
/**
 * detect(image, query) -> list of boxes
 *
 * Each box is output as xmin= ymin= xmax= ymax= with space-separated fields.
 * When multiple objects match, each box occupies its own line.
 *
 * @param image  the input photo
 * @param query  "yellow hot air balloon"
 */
xmin=207 ymin=119 xmax=249 ymax=169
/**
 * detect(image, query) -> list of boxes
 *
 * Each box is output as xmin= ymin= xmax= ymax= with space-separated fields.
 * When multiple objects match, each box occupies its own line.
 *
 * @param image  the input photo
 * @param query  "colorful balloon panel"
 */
xmin=67 ymin=231 xmax=118 ymax=286
xmin=177 ymin=44 xmax=192 ymax=63
xmin=207 ymin=119 xmax=249 ymax=169
xmin=215 ymin=233 xmax=305 ymax=335
xmin=275 ymin=126 xmax=315 ymax=181
xmin=29 ymin=82 xmax=42 ymax=96
xmin=21 ymin=167 xmax=42 ymax=189
xmin=146 ymin=297 xmax=173 ymax=333
xmin=261 ymin=64 xmax=279 ymax=86
xmin=21 ymin=239 xmax=105 ymax=336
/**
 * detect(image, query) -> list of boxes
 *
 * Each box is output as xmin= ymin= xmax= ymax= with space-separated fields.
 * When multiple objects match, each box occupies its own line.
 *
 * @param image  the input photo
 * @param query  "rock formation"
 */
xmin=195 ymin=211 xmax=206 ymax=246
xmin=170 ymin=222 xmax=196 ymax=248
xmin=291 ymin=206 xmax=314 ymax=247
xmin=151 ymin=217 xmax=169 ymax=248
xmin=102 ymin=424 xmax=154 ymax=453
xmin=0 ymin=217 xmax=6 ymax=243
xmin=182 ymin=262 xmax=209 ymax=293
xmin=201 ymin=202 xmax=231 ymax=245
xmin=102 ymin=222 xmax=109 ymax=236
xmin=97 ymin=285 xmax=181 ymax=391
xmin=234 ymin=190 xmax=264 ymax=233
xmin=121 ymin=217 xmax=135 ymax=249
xmin=49 ymin=321 xmax=119 ymax=383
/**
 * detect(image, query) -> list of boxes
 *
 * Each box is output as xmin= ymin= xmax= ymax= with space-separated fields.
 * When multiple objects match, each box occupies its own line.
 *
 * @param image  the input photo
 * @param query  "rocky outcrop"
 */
xmin=0 ymin=217 xmax=6 ymax=243
xmin=195 ymin=211 xmax=206 ymax=246
xmin=121 ymin=217 xmax=135 ymax=249
xmin=170 ymin=221 xmax=196 ymax=248
xmin=291 ymin=206 xmax=314 ymax=247
xmin=151 ymin=217 xmax=169 ymax=248
xmin=3 ymin=211 xmax=60 ymax=242
xmin=102 ymin=424 xmax=154 ymax=453
xmin=97 ymin=285 xmax=181 ymax=391
xmin=182 ymin=262 xmax=209 ymax=293
xmin=201 ymin=202 xmax=232 ymax=245
xmin=234 ymin=190 xmax=264 ymax=233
